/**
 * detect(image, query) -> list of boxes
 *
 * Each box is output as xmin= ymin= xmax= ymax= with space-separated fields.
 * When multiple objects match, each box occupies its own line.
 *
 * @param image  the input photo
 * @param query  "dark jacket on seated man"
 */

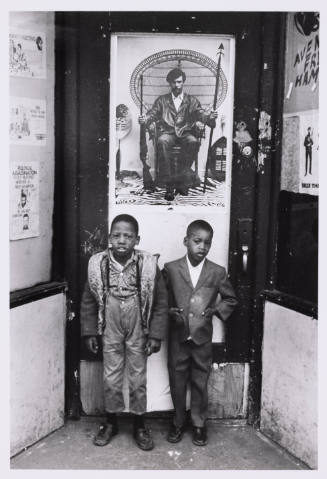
xmin=145 ymin=92 xmax=216 ymax=138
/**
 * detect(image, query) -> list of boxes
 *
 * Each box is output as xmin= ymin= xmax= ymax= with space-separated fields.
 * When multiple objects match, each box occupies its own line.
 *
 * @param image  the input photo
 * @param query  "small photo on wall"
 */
xmin=299 ymin=110 xmax=319 ymax=196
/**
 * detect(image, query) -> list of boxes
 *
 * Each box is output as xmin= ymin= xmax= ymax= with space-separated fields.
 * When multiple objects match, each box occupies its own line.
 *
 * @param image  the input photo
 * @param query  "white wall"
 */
xmin=10 ymin=293 xmax=66 ymax=457
xmin=10 ymin=12 xmax=55 ymax=291
xmin=260 ymin=301 xmax=317 ymax=468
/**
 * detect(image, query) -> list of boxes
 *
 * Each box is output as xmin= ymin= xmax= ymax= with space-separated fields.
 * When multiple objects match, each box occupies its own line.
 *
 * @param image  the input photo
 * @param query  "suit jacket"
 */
xmin=163 ymin=256 xmax=238 ymax=345
xmin=145 ymin=92 xmax=216 ymax=138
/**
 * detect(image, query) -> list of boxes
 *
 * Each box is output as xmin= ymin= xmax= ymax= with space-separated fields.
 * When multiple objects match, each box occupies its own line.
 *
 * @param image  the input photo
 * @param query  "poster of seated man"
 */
xmin=139 ymin=67 xmax=218 ymax=200
xmin=110 ymin=34 xmax=234 ymax=208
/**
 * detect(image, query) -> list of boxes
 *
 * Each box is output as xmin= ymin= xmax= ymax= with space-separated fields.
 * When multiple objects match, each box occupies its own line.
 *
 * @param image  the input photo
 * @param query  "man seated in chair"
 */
xmin=139 ymin=68 xmax=218 ymax=201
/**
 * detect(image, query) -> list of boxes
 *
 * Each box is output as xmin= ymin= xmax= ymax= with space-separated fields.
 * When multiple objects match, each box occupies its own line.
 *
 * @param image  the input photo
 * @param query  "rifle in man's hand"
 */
xmin=203 ymin=43 xmax=224 ymax=193
xmin=140 ymin=75 xmax=155 ymax=192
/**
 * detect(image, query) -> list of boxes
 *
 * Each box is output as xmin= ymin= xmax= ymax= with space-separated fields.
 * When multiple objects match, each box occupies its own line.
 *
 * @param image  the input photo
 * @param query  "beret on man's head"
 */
xmin=166 ymin=68 xmax=186 ymax=83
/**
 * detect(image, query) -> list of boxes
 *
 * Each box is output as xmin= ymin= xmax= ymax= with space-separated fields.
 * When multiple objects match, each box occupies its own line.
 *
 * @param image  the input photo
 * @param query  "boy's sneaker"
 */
xmin=133 ymin=427 xmax=154 ymax=451
xmin=93 ymin=422 xmax=118 ymax=446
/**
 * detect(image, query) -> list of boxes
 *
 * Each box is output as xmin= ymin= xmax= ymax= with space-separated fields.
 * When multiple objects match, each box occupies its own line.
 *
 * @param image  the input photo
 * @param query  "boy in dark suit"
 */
xmin=163 ymin=220 xmax=237 ymax=446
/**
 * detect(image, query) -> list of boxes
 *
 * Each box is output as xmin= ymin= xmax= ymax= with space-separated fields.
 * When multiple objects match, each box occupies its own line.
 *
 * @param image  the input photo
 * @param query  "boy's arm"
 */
xmin=215 ymin=270 xmax=238 ymax=322
xmin=80 ymin=281 xmax=98 ymax=337
xmin=162 ymin=265 xmax=185 ymax=326
xmin=161 ymin=265 xmax=174 ymax=307
xmin=148 ymin=266 xmax=168 ymax=341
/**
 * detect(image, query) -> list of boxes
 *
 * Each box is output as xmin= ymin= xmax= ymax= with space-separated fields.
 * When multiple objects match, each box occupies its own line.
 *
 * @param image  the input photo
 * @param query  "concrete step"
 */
xmin=11 ymin=417 xmax=309 ymax=470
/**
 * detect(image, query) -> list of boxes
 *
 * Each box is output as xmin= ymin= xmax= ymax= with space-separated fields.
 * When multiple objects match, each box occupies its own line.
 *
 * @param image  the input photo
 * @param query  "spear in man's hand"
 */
xmin=203 ymin=43 xmax=224 ymax=193
xmin=139 ymin=74 xmax=155 ymax=192
xmin=116 ymin=139 xmax=121 ymax=179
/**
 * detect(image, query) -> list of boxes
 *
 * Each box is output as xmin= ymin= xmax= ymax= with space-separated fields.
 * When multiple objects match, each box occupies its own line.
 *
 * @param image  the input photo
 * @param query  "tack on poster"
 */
xmin=109 ymin=33 xmax=234 ymax=208
xmin=9 ymin=29 xmax=46 ymax=79
xmin=10 ymin=97 xmax=46 ymax=146
xmin=10 ymin=161 xmax=39 ymax=240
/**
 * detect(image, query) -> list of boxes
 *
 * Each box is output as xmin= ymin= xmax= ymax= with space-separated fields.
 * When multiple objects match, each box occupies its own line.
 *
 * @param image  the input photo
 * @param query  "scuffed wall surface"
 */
xmin=10 ymin=294 xmax=66 ymax=457
xmin=260 ymin=301 xmax=317 ymax=468
xmin=80 ymin=360 xmax=248 ymax=419
xmin=10 ymin=12 xmax=55 ymax=290
xmin=281 ymin=116 xmax=300 ymax=192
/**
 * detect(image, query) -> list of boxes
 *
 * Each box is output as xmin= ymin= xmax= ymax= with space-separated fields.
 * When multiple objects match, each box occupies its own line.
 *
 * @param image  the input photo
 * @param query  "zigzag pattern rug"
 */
xmin=115 ymin=176 xmax=225 ymax=207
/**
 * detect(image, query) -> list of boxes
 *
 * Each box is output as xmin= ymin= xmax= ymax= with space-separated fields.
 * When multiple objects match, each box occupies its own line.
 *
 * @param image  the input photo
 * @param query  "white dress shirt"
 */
xmin=185 ymin=255 xmax=205 ymax=340
xmin=172 ymin=92 xmax=183 ymax=111
xmin=186 ymin=255 xmax=205 ymax=289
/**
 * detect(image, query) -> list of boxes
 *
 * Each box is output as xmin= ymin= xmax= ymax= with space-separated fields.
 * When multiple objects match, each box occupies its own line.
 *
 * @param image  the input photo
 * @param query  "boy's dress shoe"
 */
xmin=167 ymin=423 xmax=185 ymax=443
xmin=192 ymin=426 xmax=207 ymax=446
xmin=133 ymin=428 xmax=154 ymax=451
xmin=93 ymin=422 xmax=118 ymax=446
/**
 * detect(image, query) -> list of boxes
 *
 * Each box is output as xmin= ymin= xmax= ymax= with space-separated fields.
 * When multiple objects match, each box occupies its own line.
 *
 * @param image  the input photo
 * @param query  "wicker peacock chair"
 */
xmin=130 ymin=48 xmax=228 ymax=185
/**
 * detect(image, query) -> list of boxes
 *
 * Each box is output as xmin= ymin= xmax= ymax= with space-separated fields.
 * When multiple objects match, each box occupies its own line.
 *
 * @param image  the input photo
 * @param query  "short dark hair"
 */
xmin=187 ymin=220 xmax=213 ymax=238
xmin=166 ymin=68 xmax=186 ymax=83
xmin=110 ymin=214 xmax=139 ymax=235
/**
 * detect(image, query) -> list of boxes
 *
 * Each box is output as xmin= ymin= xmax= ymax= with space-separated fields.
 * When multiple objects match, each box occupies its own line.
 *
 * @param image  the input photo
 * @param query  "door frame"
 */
xmin=54 ymin=11 xmax=286 ymax=423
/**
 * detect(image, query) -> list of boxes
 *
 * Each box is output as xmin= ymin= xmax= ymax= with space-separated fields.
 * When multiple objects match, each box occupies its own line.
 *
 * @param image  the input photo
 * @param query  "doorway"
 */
xmin=109 ymin=32 xmax=235 ymax=411
xmin=54 ymin=11 xmax=285 ymax=422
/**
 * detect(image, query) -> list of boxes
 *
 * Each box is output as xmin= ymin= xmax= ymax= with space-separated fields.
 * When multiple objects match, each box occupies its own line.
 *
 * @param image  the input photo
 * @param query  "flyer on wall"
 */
xmin=10 ymin=97 xmax=46 ymax=146
xmin=9 ymin=28 xmax=46 ymax=79
xmin=283 ymin=13 xmax=319 ymax=115
xmin=299 ymin=110 xmax=319 ymax=196
xmin=10 ymin=161 xmax=39 ymax=240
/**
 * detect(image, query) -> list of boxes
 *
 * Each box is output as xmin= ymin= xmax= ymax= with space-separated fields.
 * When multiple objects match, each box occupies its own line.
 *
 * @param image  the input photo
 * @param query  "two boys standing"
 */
xmin=80 ymin=214 xmax=237 ymax=450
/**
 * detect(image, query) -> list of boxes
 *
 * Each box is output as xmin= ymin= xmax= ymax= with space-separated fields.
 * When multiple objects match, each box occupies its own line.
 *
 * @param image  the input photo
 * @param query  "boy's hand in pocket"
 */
xmin=84 ymin=335 xmax=99 ymax=354
xmin=145 ymin=338 xmax=161 ymax=356
xmin=169 ymin=307 xmax=185 ymax=326
xmin=201 ymin=308 xmax=217 ymax=322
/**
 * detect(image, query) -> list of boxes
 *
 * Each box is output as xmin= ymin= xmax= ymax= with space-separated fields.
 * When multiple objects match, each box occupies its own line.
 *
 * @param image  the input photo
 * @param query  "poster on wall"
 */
xmin=110 ymin=34 xmax=234 ymax=208
xmin=10 ymin=161 xmax=39 ymax=240
xmin=282 ymin=111 xmax=319 ymax=196
xmin=10 ymin=97 xmax=46 ymax=146
xmin=299 ymin=110 xmax=319 ymax=195
xmin=284 ymin=12 xmax=319 ymax=114
xmin=9 ymin=29 xmax=46 ymax=79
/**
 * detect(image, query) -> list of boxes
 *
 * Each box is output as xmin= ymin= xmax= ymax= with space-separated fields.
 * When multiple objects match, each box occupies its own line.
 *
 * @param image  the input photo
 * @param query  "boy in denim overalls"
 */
xmin=80 ymin=214 xmax=168 ymax=450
